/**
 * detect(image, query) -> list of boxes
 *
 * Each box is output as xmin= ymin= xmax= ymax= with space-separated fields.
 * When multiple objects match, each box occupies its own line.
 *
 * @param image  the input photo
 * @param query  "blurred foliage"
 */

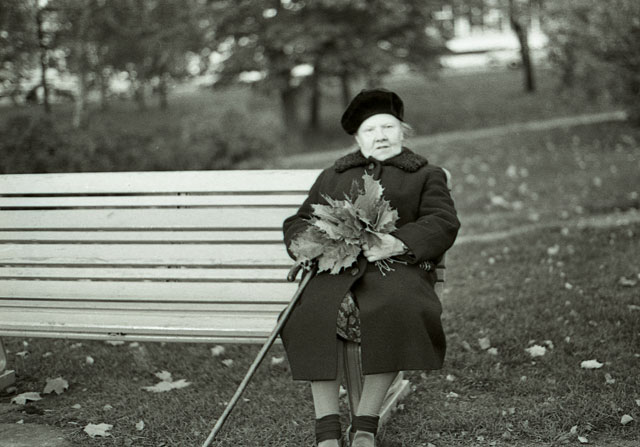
xmin=544 ymin=0 xmax=640 ymax=123
xmin=0 ymin=109 xmax=280 ymax=173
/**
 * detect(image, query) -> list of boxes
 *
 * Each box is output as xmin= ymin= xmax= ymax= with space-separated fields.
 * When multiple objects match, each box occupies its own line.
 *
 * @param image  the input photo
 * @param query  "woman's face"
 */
xmin=354 ymin=113 xmax=403 ymax=160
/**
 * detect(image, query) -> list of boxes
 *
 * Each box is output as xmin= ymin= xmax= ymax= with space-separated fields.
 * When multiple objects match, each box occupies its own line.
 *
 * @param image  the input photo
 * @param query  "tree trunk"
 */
xmin=341 ymin=71 xmax=352 ymax=108
xmin=280 ymin=84 xmax=302 ymax=147
xmin=73 ymin=69 xmax=88 ymax=129
xmin=308 ymin=62 xmax=321 ymax=130
xmin=158 ymin=73 xmax=169 ymax=110
xmin=133 ymin=79 xmax=146 ymax=111
xmin=35 ymin=7 xmax=50 ymax=113
xmin=509 ymin=0 xmax=536 ymax=93
xmin=99 ymin=71 xmax=110 ymax=111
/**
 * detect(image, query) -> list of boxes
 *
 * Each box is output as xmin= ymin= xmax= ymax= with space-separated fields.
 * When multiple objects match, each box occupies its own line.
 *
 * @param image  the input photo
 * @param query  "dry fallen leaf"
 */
xmin=210 ymin=345 xmax=225 ymax=357
xmin=270 ymin=356 xmax=285 ymax=366
xmin=487 ymin=347 xmax=498 ymax=356
xmin=44 ymin=377 xmax=69 ymax=395
xmin=604 ymin=373 xmax=615 ymax=384
xmin=222 ymin=359 xmax=234 ymax=367
xmin=525 ymin=345 xmax=547 ymax=358
xmin=478 ymin=337 xmax=491 ymax=350
xmin=135 ymin=420 xmax=145 ymax=431
xmin=11 ymin=392 xmax=42 ymax=405
xmin=86 ymin=356 xmax=94 ymax=365
xmin=155 ymin=370 xmax=173 ymax=382
xmin=143 ymin=378 xmax=191 ymax=393
xmin=580 ymin=359 xmax=603 ymax=369
xmin=105 ymin=340 xmax=125 ymax=346
xmin=620 ymin=414 xmax=633 ymax=425
xmin=84 ymin=423 xmax=113 ymax=438
xmin=578 ymin=435 xmax=589 ymax=444
xmin=618 ymin=276 xmax=638 ymax=287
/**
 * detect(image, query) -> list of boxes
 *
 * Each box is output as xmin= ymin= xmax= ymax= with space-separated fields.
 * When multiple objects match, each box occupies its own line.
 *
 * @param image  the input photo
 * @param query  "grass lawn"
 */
xmin=1 ymin=221 xmax=638 ymax=446
xmin=410 ymin=121 xmax=640 ymax=236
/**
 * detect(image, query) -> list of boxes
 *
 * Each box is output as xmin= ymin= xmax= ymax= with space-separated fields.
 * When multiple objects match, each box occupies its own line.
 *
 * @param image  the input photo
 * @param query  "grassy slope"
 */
xmin=412 ymin=121 xmax=640 ymax=236
xmin=0 ymin=68 xmax=618 ymax=159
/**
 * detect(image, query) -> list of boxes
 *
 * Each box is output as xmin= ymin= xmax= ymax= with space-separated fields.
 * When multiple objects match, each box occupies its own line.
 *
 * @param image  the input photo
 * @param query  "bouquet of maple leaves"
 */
xmin=289 ymin=173 xmax=401 ymax=275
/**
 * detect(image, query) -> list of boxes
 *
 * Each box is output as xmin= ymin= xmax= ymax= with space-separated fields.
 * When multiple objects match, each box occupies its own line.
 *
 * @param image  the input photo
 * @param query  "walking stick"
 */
xmin=201 ymin=262 xmax=317 ymax=447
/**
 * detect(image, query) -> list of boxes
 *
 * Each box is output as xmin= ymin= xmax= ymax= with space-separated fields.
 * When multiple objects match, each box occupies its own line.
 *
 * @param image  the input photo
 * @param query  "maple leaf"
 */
xmin=289 ymin=226 xmax=326 ymax=262
xmin=44 ymin=377 xmax=69 ymax=395
xmin=318 ymin=239 xmax=360 ymax=274
xmin=353 ymin=174 xmax=384 ymax=227
xmin=84 ymin=423 xmax=113 ymax=438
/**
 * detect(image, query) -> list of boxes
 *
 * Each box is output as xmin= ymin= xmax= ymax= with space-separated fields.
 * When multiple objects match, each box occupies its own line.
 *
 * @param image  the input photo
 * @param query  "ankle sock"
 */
xmin=315 ymin=414 xmax=342 ymax=443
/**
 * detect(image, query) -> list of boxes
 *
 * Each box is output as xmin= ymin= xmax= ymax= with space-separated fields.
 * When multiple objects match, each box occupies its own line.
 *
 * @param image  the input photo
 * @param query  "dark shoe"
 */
xmin=348 ymin=415 xmax=379 ymax=446
xmin=315 ymin=414 xmax=342 ymax=445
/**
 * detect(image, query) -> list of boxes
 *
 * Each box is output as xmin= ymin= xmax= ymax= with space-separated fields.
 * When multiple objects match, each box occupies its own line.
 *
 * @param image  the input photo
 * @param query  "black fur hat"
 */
xmin=340 ymin=88 xmax=404 ymax=135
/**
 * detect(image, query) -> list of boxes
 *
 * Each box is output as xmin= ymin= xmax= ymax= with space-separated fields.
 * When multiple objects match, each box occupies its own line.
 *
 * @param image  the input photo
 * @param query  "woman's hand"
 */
xmin=362 ymin=234 xmax=407 ymax=262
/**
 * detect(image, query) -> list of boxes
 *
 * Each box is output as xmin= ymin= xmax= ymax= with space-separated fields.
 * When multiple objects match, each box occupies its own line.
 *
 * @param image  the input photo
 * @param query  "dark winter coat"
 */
xmin=280 ymin=147 xmax=460 ymax=381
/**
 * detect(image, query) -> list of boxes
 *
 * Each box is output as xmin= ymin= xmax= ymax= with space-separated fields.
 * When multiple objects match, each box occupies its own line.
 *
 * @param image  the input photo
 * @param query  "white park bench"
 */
xmin=0 ymin=169 xmax=447 ymax=427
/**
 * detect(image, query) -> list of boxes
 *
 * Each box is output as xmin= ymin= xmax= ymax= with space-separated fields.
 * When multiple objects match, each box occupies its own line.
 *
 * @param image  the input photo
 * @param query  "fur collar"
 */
xmin=334 ymin=147 xmax=428 ymax=173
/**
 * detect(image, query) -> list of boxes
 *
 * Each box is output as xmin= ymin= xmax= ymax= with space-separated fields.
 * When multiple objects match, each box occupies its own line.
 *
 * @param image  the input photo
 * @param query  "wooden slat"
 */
xmin=0 ymin=208 xmax=297 ymax=229
xmin=0 ymin=308 xmax=279 ymax=338
xmin=0 ymin=194 xmax=308 ymax=208
xmin=0 ymin=169 xmax=321 ymax=195
xmin=0 ymin=230 xmax=284 ymax=243
xmin=0 ymin=280 xmax=298 ymax=303
xmin=0 ymin=299 xmax=286 ymax=313
xmin=0 ymin=266 xmax=290 ymax=281
xmin=0 ymin=243 xmax=291 ymax=266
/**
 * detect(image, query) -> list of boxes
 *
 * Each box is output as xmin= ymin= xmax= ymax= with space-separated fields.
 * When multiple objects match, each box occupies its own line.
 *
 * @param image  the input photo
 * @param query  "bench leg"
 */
xmin=0 ymin=338 xmax=16 ymax=391
xmin=342 ymin=341 xmax=411 ymax=429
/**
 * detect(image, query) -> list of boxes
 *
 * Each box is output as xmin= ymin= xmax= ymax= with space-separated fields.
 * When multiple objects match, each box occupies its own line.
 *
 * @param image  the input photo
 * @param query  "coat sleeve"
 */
xmin=391 ymin=166 xmax=460 ymax=263
xmin=282 ymin=169 xmax=328 ymax=260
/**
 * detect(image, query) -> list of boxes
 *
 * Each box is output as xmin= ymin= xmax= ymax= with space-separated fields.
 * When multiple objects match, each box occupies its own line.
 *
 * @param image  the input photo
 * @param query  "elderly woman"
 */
xmin=280 ymin=88 xmax=460 ymax=447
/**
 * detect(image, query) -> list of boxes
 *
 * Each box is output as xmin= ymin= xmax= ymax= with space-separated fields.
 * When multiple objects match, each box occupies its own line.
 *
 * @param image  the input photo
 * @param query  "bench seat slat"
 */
xmin=0 ymin=208 xmax=297 ymax=230
xmin=0 ymin=231 xmax=284 ymax=243
xmin=0 ymin=280 xmax=298 ymax=303
xmin=0 ymin=170 xmax=321 ymax=195
xmin=0 ymin=299 xmax=286 ymax=313
xmin=0 ymin=194 xmax=309 ymax=208
xmin=0 ymin=267 xmax=290 ymax=281
xmin=0 ymin=243 xmax=291 ymax=266
xmin=0 ymin=308 xmax=279 ymax=340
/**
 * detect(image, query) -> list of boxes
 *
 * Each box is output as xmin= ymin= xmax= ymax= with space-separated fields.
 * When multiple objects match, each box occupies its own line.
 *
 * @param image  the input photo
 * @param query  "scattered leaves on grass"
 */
xmin=446 ymin=391 xmax=459 ymax=399
xmin=578 ymin=435 xmax=589 ymax=444
xmin=136 ymin=420 xmax=145 ymax=431
xmin=103 ymin=404 xmax=113 ymax=411
xmin=11 ymin=392 xmax=42 ymax=405
xmin=72 ymin=404 xmax=82 ymax=409
xmin=210 ymin=345 xmax=225 ymax=357
xmin=44 ymin=377 xmax=69 ymax=395
xmin=84 ymin=423 xmax=113 ymax=438
xmin=604 ymin=373 xmax=616 ymax=384
xmin=487 ymin=347 xmax=498 ymax=356
xmin=525 ymin=345 xmax=547 ymax=357
xmin=580 ymin=359 xmax=603 ymax=369
xmin=86 ymin=356 xmax=94 ymax=365
xmin=620 ymin=414 xmax=633 ymax=425
xmin=142 ymin=371 xmax=191 ymax=393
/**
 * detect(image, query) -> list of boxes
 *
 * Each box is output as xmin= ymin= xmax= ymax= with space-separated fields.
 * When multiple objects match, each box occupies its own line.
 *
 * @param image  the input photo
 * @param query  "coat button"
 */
xmin=351 ymin=267 xmax=359 ymax=276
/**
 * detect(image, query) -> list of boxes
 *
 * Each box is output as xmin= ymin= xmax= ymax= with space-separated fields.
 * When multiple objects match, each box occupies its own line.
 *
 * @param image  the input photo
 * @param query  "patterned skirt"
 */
xmin=336 ymin=290 xmax=361 ymax=343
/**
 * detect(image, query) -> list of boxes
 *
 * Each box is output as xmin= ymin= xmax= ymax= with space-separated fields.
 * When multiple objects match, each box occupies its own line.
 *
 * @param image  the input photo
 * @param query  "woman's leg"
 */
xmin=351 ymin=372 xmax=396 ymax=446
xmin=310 ymin=338 xmax=345 ymax=446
